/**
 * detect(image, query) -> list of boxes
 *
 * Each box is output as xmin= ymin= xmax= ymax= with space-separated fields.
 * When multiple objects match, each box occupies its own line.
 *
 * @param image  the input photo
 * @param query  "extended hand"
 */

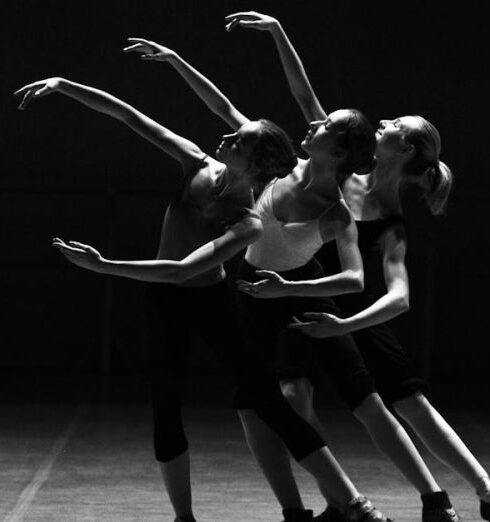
xmin=237 ymin=270 xmax=290 ymax=299
xmin=14 ymin=77 xmax=63 ymax=111
xmin=225 ymin=11 xmax=278 ymax=32
xmin=52 ymin=237 xmax=105 ymax=273
xmin=288 ymin=312 xmax=348 ymax=338
xmin=123 ymin=38 xmax=177 ymax=62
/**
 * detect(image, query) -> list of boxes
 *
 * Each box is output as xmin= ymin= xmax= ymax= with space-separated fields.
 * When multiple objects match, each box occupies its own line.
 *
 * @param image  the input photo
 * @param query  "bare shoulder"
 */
xmin=324 ymin=199 xmax=353 ymax=227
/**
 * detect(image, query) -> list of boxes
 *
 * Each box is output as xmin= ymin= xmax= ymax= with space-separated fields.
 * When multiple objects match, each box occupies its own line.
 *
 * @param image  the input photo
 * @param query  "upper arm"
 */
xmin=123 ymin=109 xmax=205 ymax=170
xmin=219 ymin=104 xmax=250 ymax=131
xmin=323 ymin=201 xmax=363 ymax=274
xmin=380 ymin=228 xmax=409 ymax=296
xmin=179 ymin=215 xmax=262 ymax=280
xmin=297 ymin=93 xmax=328 ymax=124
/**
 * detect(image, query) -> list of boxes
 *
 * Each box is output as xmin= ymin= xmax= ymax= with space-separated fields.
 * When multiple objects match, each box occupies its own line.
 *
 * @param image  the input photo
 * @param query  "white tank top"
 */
xmin=246 ymin=179 xmax=332 ymax=271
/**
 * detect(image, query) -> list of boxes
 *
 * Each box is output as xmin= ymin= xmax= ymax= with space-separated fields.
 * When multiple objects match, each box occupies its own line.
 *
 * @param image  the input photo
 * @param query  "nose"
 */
xmin=379 ymin=120 xmax=388 ymax=128
xmin=309 ymin=120 xmax=322 ymax=130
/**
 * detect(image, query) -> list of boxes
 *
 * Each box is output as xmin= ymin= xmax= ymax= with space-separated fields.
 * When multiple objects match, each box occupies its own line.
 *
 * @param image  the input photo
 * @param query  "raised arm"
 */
xmin=14 ymin=77 xmax=205 ymax=172
xmin=225 ymin=12 xmax=327 ymax=123
xmin=124 ymin=38 xmax=249 ymax=131
xmin=237 ymin=201 xmax=363 ymax=299
xmin=53 ymin=214 xmax=262 ymax=283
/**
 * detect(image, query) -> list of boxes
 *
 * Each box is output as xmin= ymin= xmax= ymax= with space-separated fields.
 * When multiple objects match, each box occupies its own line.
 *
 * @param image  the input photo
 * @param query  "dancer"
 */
xmin=226 ymin=10 xmax=490 ymax=522
xmin=15 ymin=66 xmax=390 ymax=522
xmin=121 ymin=34 xmax=398 ymax=522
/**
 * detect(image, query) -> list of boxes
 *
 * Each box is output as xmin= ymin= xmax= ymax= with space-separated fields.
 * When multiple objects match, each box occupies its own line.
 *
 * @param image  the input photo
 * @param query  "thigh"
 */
xmin=143 ymin=284 xmax=192 ymax=388
xmin=282 ymin=328 xmax=376 ymax=410
xmin=353 ymin=324 xmax=429 ymax=404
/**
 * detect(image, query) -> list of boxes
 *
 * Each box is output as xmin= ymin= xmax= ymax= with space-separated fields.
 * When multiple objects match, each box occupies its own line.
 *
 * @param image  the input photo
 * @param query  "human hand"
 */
xmin=52 ymin=237 xmax=106 ymax=273
xmin=14 ymin=77 xmax=63 ymax=111
xmin=123 ymin=38 xmax=177 ymax=62
xmin=237 ymin=270 xmax=290 ymax=299
xmin=287 ymin=312 xmax=348 ymax=338
xmin=225 ymin=11 xmax=279 ymax=33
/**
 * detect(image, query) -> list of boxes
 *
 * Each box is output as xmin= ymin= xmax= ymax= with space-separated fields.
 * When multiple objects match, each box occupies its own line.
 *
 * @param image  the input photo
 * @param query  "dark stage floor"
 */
xmin=1 ymin=372 xmax=488 ymax=521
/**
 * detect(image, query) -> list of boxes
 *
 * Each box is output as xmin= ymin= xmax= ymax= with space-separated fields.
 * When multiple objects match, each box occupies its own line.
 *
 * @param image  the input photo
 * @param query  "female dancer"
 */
xmin=15 ymin=66 xmax=390 ymax=521
xmin=226 ymin=10 xmax=490 ymax=522
xmin=121 ymin=34 xmax=398 ymax=522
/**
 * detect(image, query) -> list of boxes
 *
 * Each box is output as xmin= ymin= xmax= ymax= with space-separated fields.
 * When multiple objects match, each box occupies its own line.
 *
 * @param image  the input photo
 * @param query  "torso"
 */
xmin=245 ymin=160 xmax=346 ymax=271
xmin=157 ymin=155 xmax=254 ymax=287
xmin=317 ymin=173 xmax=405 ymax=309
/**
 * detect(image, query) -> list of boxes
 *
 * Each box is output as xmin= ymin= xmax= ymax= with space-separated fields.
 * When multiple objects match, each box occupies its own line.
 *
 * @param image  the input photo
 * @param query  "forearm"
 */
xmin=57 ymin=79 xmax=132 ymax=122
xmin=99 ymin=259 xmax=187 ymax=283
xmin=286 ymin=270 xmax=363 ymax=297
xmin=341 ymin=291 xmax=410 ymax=333
xmin=269 ymin=23 xmax=326 ymax=119
xmin=168 ymin=54 xmax=245 ymax=128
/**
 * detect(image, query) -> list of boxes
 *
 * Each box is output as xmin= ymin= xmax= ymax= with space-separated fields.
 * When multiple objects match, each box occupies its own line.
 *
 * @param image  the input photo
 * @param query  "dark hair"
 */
xmin=335 ymin=109 xmax=376 ymax=178
xmin=402 ymin=116 xmax=453 ymax=215
xmin=249 ymin=119 xmax=298 ymax=183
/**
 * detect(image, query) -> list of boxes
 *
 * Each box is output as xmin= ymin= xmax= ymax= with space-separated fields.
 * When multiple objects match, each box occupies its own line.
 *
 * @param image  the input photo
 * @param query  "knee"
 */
xmin=354 ymin=393 xmax=390 ymax=424
xmin=280 ymin=378 xmax=314 ymax=417
xmin=394 ymin=393 xmax=429 ymax=420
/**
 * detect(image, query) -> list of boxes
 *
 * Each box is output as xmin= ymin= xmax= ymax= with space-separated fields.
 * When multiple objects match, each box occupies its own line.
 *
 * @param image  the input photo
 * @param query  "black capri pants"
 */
xmin=237 ymin=258 xmax=376 ymax=411
xmin=144 ymin=280 xmax=326 ymax=463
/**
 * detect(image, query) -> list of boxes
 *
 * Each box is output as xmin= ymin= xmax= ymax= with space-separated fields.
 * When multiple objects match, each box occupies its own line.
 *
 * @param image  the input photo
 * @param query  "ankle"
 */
xmin=477 ymin=476 xmax=490 ymax=502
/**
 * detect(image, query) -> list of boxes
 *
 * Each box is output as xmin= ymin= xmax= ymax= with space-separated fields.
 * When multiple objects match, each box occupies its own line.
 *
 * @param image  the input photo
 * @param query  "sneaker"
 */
xmin=344 ymin=496 xmax=393 ymax=521
xmin=281 ymin=508 xmax=314 ymax=521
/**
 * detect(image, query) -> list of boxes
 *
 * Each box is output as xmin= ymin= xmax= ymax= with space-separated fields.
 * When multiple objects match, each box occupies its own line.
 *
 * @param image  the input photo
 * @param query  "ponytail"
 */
xmin=424 ymin=160 xmax=453 ymax=215
xmin=403 ymin=116 xmax=454 ymax=215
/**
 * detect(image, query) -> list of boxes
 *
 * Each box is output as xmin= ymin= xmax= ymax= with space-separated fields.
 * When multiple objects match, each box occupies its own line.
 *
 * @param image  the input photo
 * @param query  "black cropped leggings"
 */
xmin=143 ymin=280 xmax=325 ymax=463
xmin=237 ymin=258 xmax=376 ymax=411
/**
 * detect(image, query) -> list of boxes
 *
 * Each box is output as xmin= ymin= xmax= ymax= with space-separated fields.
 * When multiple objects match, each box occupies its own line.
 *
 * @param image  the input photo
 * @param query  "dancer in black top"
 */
xmin=226 ymin=10 xmax=490 ymax=522
xmin=15 ymin=47 xmax=390 ymax=522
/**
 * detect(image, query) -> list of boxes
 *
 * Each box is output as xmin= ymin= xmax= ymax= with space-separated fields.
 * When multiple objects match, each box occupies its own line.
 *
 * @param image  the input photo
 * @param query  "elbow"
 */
xmin=347 ymin=271 xmax=364 ymax=293
xmin=169 ymin=265 xmax=192 ymax=284
xmin=395 ymin=294 xmax=410 ymax=313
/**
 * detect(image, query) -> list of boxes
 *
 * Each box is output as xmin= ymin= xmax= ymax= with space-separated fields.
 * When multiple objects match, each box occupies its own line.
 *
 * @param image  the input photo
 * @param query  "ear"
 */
xmin=331 ymin=148 xmax=347 ymax=160
xmin=399 ymin=141 xmax=415 ymax=157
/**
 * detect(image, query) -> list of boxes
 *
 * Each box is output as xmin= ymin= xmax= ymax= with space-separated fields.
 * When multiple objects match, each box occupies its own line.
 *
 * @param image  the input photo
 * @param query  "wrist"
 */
xmin=270 ymin=20 xmax=282 ymax=36
xmin=97 ymin=258 xmax=111 ymax=274
xmin=56 ymin=77 xmax=68 ymax=91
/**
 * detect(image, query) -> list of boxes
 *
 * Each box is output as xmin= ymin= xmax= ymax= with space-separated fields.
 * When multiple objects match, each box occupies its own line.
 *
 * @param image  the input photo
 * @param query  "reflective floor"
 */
xmin=1 ymin=372 xmax=488 ymax=521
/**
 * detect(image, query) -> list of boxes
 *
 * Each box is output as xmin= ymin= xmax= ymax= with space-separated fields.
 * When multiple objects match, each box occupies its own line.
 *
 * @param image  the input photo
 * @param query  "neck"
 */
xmin=302 ymin=157 xmax=339 ymax=196
xmin=222 ymin=166 xmax=253 ymax=192
xmin=368 ymin=158 xmax=403 ymax=214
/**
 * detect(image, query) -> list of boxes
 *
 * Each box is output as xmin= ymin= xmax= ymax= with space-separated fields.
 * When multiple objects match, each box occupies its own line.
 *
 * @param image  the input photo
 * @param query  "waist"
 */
xmin=238 ymin=257 xmax=324 ymax=282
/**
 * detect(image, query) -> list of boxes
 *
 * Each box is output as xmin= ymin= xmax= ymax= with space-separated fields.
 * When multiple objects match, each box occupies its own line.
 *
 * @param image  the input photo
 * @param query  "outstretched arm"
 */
xmin=124 ymin=38 xmax=249 ymax=131
xmin=225 ymin=12 xmax=327 ymax=123
xmin=14 ymin=77 xmax=205 ymax=172
xmin=289 ymin=227 xmax=409 ymax=338
xmin=53 ymin=215 xmax=262 ymax=283
xmin=237 ymin=201 xmax=363 ymax=299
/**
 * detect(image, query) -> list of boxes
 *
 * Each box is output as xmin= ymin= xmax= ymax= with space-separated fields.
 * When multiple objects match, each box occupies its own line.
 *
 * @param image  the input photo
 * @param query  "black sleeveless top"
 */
xmin=315 ymin=215 xmax=405 ymax=315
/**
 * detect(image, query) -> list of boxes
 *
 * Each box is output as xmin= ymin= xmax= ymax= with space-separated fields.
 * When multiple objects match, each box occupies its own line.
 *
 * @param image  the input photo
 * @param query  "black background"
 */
xmin=1 ymin=0 xmax=488 ymax=381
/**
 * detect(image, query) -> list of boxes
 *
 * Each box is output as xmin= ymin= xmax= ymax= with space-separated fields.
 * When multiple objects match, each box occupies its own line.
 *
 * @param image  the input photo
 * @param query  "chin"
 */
xmin=300 ymin=140 xmax=310 ymax=153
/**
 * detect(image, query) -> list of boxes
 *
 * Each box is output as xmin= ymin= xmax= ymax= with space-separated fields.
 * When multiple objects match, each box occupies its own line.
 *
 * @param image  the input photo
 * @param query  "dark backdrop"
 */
xmin=1 ymin=0 xmax=488 ymax=380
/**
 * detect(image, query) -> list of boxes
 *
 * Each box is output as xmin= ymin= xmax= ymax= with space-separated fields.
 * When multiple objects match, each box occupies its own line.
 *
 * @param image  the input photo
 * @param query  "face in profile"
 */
xmin=216 ymin=121 xmax=262 ymax=175
xmin=301 ymin=109 xmax=353 ymax=160
xmin=375 ymin=116 xmax=420 ymax=156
